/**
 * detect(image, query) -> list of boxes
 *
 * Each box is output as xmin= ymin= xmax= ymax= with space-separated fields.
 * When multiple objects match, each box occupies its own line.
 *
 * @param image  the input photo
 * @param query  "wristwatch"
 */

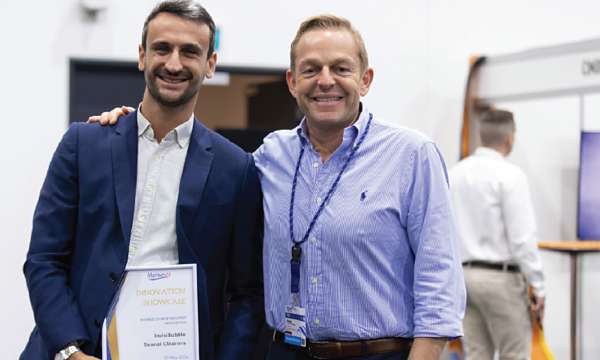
xmin=54 ymin=343 xmax=81 ymax=360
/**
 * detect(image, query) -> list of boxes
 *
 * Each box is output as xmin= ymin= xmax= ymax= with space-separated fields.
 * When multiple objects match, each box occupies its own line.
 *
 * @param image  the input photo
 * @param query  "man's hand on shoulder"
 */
xmin=87 ymin=105 xmax=134 ymax=125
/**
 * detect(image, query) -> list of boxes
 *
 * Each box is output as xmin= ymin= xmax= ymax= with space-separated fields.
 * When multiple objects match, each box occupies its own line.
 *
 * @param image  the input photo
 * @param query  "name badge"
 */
xmin=283 ymin=305 xmax=307 ymax=347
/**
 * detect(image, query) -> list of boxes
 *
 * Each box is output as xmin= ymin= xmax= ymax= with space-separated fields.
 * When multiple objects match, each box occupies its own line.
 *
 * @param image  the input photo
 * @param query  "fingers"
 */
xmin=86 ymin=105 xmax=133 ymax=125
xmin=107 ymin=108 xmax=121 ymax=125
xmin=530 ymin=299 xmax=542 ymax=312
xmin=87 ymin=111 xmax=111 ymax=125
xmin=107 ymin=105 xmax=134 ymax=125
xmin=87 ymin=115 xmax=101 ymax=123
xmin=532 ymin=296 xmax=545 ymax=325
xmin=537 ymin=297 xmax=545 ymax=324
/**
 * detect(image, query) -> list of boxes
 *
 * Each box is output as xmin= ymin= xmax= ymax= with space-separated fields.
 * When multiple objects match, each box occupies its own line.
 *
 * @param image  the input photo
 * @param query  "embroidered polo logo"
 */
xmin=360 ymin=190 xmax=368 ymax=201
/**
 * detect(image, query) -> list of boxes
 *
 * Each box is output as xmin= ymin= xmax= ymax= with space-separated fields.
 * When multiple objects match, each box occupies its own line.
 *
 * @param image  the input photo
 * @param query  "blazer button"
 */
xmin=109 ymin=272 xmax=119 ymax=282
xmin=95 ymin=319 xmax=102 ymax=327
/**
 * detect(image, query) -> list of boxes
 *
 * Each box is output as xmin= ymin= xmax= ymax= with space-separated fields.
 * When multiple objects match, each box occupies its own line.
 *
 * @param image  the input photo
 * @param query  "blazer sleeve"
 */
xmin=23 ymin=123 xmax=90 ymax=354
xmin=216 ymin=153 xmax=265 ymax=359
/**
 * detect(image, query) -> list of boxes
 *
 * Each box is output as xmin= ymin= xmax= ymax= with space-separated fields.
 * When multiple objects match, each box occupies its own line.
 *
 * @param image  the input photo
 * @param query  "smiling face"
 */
xmin=286 ymin=29 xmax=373 ymax=133
xmin=139 ymin=12 xmax=216 ymax=108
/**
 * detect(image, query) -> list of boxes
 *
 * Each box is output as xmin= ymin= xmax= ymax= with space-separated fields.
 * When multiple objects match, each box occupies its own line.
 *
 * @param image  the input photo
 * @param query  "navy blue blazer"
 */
xmin=22 ymin=112 xmax=264 ymax=359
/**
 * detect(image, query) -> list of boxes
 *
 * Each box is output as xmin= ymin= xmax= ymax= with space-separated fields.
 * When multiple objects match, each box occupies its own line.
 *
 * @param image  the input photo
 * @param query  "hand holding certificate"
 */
xmin=102 ymin=264 xmax=200 ymax=360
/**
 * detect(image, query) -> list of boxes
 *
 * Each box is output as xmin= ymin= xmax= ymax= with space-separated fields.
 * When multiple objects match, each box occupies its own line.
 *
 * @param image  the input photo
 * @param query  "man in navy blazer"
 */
xmin=21 ymin=1 xmax=263 ymax=359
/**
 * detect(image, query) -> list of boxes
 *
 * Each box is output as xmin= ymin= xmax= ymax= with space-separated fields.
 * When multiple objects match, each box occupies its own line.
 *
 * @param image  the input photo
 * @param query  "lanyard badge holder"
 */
xmin=283 ymin=114 xmax=373 ymax=347
xmin=284 ymin=242 xmax=307 ymax=347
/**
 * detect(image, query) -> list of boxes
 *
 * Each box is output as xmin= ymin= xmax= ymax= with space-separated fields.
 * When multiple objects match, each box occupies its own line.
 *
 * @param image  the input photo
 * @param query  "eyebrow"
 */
xmin=300 ymin=54 xmax=356 ymax=63
xmin=150 ymin=41 xmax=204 ymax=54
xmin=298 ymin=57 xmax=356 ymax=68
xmin=180 ymin=43 xmax=203 ymax=54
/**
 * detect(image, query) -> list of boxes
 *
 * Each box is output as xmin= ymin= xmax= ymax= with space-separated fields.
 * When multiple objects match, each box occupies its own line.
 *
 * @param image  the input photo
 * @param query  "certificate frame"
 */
xmin=102 ymin=264 xmax=200 ymax=360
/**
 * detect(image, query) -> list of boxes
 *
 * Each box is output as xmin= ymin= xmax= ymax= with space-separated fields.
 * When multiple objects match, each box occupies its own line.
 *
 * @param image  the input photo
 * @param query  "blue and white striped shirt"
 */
xmin=254 ymin=105 xmax=465 ymax=340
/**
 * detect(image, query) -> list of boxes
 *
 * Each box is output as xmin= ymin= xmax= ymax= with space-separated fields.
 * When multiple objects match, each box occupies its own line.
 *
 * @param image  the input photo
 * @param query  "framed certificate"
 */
xmin=102 ymin=264 xmax=200 ymax=360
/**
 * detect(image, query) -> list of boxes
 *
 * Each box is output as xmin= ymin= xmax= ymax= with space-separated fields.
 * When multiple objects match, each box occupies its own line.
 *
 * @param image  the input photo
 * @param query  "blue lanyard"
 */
xmin=289 ymin=113 xmax=373 ymax=294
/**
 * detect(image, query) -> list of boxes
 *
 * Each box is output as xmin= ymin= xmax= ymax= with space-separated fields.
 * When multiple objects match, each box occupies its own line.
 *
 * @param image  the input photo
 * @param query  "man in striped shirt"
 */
xmin=257 ymin=15 xmax=464 ymax=360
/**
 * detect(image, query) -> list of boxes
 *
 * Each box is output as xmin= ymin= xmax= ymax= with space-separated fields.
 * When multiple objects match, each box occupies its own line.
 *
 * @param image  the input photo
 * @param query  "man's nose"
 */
xmin=317 ymin=67 xmax=335 ymax=88
xmin=164 ymin=51 xmax=183 ymax=73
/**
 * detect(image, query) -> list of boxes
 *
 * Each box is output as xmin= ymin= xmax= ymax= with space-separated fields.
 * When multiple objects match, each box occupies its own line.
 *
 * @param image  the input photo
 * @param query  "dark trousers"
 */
xmin=266 ymin=341 xmax=409 ymax=360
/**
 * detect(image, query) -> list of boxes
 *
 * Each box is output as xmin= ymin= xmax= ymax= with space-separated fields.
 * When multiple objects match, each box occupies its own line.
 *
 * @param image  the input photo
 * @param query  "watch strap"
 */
xmin=54 ymin=343 xmax=81 ymax=360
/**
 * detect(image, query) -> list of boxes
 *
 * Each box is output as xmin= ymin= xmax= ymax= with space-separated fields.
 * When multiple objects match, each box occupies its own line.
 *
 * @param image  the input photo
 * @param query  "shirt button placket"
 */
xmin=307 ymin=150 xmax=324 ymax=332
xmin=309 ymin=226 xmax=322 ymax=324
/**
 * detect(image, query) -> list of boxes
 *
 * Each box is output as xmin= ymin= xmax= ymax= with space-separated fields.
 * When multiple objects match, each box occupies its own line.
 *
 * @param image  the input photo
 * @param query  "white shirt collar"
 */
xmin=137 ymin=105 xmax=194 ymax=148
xmin=296 ymin=103 xmax=370 ymax=146
xmin=474 ymin=146 xmax=505 ymax=160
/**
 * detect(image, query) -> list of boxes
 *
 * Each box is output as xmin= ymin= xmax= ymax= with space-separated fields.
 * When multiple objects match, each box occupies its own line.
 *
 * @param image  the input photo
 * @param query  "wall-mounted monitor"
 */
xmin=578 ymin=131 xmax=600 ymax=240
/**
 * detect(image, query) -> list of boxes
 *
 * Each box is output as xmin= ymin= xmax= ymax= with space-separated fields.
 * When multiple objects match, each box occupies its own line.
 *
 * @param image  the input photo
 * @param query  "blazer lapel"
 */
xmin=111 ymin=112 xmax=138 ymax=245
xmin=177 ymin=119 xmax=213 ymax=261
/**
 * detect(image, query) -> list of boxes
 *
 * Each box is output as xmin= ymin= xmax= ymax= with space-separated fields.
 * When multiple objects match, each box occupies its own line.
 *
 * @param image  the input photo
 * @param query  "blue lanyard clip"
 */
xmin=291 ymin=245 xmax=302 ymax=263
xmin=290 ymin=245 xmax=302 ymax=294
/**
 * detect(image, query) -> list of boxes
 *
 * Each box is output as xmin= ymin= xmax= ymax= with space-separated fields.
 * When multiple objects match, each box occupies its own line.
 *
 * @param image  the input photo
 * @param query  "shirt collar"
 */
xmin=296 ymin=102 xmax=370 ymax=146
xmin=474 ymin=146 xmax=505 ymax=160
xmin=137 ymin=105 xmax=194 ymax=148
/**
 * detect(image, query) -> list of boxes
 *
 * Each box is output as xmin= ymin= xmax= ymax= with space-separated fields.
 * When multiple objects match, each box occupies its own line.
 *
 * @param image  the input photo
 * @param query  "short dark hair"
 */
xmin=290 ymin=15 xmax=369 ymax=73
xmin=478 ymin=109 xmax=515 ymax=147
xmin=141 ymin=0 xmax=216 ymax=59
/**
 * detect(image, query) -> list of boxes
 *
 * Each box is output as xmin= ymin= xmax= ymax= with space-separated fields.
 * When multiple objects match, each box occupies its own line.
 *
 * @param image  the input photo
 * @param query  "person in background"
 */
xmin=91 ymin=14 xmax=465 ymax=360
xmin=450 ymin=109 xmax=545 ymax=360
xmin=22 ymin=1 xmax=263 ymax=359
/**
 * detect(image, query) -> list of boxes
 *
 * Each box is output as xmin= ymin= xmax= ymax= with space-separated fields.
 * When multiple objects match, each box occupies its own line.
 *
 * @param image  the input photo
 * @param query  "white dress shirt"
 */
xmin=125 ymin=109 xmax=193 ymax=268
xmin=450 ymin=147 xmax=545 ymax=296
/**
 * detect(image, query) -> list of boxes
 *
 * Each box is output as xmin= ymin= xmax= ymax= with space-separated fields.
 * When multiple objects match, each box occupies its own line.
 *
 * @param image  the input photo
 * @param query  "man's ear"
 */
xmin=204 ymin=52 xmax=218 ymax=79
xmin=359 ymin=68 xmax=374 ymax=97
xmin=506 ymin=133 xmax=515 ymax=154
xmin=286 ymin=69 xmax=298 ymax=98
xmin=138 ymin=44 xmax=145 ymax=71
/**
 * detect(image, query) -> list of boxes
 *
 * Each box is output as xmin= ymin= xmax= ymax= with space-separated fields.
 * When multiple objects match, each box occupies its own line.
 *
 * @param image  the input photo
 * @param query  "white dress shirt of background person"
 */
xmin=450 ymin=109 xmax=545 ymax=360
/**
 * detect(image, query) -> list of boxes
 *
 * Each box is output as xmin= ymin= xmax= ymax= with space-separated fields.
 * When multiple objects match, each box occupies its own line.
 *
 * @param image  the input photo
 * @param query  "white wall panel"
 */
xmin=583 ymin=93 xmax=600 ymax=131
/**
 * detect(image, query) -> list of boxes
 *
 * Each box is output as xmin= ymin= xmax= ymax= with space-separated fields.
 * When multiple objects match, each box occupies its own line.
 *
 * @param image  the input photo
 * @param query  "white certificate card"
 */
xmin=102 ymin=264 xmax=200 ymax=360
